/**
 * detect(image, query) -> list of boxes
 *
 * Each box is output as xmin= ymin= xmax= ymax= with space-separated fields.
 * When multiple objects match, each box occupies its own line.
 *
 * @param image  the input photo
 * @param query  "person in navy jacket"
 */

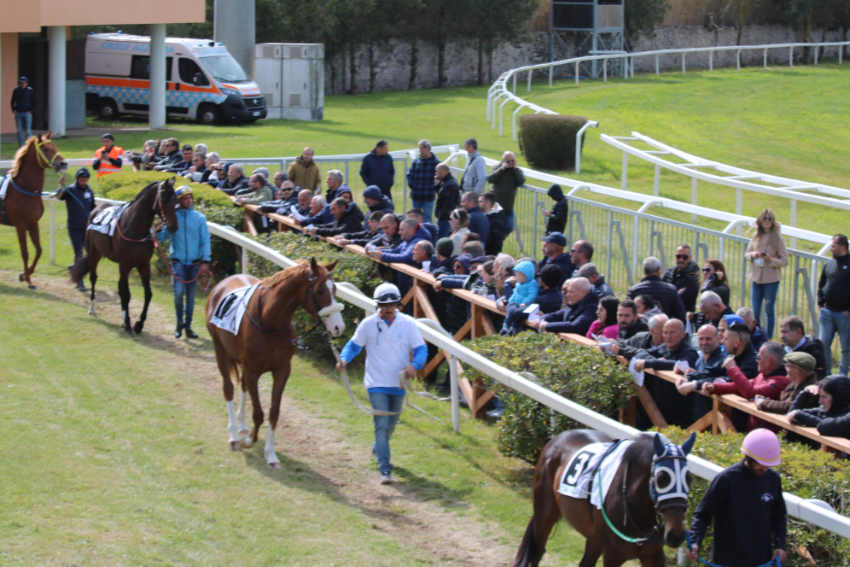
xmin=56 ymin=168 xmax=96 ymax=290
xmin=360 ymin=140 xmax=395 ymax=200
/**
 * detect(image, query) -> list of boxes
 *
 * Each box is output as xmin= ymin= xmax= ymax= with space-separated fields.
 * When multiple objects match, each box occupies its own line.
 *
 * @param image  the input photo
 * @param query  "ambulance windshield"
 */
xmin=199 ymin=54 xmax=249 ymax=82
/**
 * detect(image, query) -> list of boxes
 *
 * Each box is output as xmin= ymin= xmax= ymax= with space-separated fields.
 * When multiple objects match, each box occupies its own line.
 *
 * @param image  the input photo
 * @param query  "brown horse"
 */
xmin=513 ymin=429 xmax=696 ymax=567
xmin=1 ymin=133 xmax=68 ymax=288
xmin=69 ymin=179 xmax=178 ymax=334
xmin=205 ymin=259 xmax=345 ymax=467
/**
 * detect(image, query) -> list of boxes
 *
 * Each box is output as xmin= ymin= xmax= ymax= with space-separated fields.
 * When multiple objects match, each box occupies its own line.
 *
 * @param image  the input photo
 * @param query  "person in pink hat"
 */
xmin=687 ymin=428 xmax=787 ymax=567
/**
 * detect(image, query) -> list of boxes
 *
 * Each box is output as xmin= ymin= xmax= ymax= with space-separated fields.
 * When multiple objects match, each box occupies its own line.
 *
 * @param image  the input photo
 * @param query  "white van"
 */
xmin=85 ymin=33 xmax=267 ymax=124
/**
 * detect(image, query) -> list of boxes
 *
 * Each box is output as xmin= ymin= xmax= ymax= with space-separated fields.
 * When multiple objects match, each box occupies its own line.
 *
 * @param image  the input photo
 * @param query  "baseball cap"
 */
xmin=543 ymin=232 xmax=567 ymax=247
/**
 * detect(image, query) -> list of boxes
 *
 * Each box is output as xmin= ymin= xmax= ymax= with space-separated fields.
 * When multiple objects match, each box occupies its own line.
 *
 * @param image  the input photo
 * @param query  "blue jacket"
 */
xmin=466 ymin=206 xmax=489 ymax=246
xmin=157 ymin=206 xmax=211 ymax=264
xmin=509 ymin=261 xmax=539 ymax=306
xmin=360 ymin=151 xmax=395 ymax=194
xmin=364 ymin=195 xmax=395 ymax=230
xmin=380 ymin=225 xmax=431 ymax=265
xmin=302 ymin=205 xmax=334 ymax=227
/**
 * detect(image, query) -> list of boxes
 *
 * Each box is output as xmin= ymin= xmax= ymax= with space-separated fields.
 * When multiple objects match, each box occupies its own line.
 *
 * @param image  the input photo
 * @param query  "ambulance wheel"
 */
xmin=98 ymin=99 xmax=118 ymax=121
xmin=197 ymin=104 xmax=220 ymax=125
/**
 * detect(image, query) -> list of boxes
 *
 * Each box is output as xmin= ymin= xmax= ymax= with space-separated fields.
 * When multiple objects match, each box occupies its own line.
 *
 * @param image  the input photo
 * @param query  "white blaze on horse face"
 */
xmin=318 ymin=280 xmax=345 ymax=337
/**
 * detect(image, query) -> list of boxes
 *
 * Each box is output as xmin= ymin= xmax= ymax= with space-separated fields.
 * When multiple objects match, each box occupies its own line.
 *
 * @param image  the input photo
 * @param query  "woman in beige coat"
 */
xmin=745 ymin=209 xmax=788 ymax=338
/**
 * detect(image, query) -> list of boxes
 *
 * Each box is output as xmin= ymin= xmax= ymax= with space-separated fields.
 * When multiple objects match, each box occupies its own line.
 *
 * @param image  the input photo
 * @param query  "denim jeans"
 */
xmin=819 ymin=307 xmax=850 ymax=376
xmin=504 ymin=211 xmax=515 ymax=235
xmin=368 ymin=390 xmax=404 ymax=475
xmin=751 ymin=281 xmax=780 ymax=338
xmin=172 ymin=261 xmax=201 ymax=330
xmin=437 ymin=219 xmax=451 ymax=239
xmin=15 ymin=112 xmax=32 ymax=147
xmin=412 ymin=199 xmax=435 ymax=224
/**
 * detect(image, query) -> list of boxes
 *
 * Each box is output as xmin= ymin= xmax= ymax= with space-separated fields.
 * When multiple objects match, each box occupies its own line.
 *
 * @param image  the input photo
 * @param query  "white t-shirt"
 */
xmin=351 ymin=311 xmax=426 ymax=389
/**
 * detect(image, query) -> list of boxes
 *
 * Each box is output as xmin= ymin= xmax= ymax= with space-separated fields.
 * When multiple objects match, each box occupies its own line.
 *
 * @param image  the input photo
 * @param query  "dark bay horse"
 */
xmin=514 ymin=429 xmax=696 ymax=567
xmin=70 ymin=179 xmax=178 ymax=334
xmin=1 ymin=133 xmax=68 ymax=288
xmin=205 ymin=259 xmax=345 ymax=467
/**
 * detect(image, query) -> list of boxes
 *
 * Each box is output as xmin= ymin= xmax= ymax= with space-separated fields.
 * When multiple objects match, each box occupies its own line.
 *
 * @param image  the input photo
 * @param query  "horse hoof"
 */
xmin=229 ymin=441 xmax=241 ymax=452
xmin=240 ymin=439 xmax=253 ymax=449
xmin=18 ymin=273 xmax=24 ymax=282
xmin=133 ymin=322 xmax=144 ymax=334
xmin=268 ymin=462 xmax=281 ymax=469
xmin=28 ymin=284 xmax=36 ymax=290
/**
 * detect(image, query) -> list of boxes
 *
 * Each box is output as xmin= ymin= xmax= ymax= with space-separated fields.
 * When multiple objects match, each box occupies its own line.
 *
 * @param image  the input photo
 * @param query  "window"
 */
xmin=178 ymin=58 xmax=209 ymax=86
xmin=129 ymin=55 xmax=173 ymax=80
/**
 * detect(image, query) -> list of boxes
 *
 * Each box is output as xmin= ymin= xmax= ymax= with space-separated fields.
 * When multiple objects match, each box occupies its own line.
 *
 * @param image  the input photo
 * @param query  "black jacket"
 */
xmin=618 ymin=319 xmax=648 ymax=340
xmin=817 ymin=254 xmax=850 ymax=311
xmin=537 ymin=253 xmax=573 ymax=287
xmin=534 ymin=286 xmax=563 ymax=315
xmin=700 ymin=276 xmax=730 ymax=306
xmin=11 ymin=85 xmax=34 ymax=112
xmin=59 ymin=182 xmax=96 ymax=229
xmin=690 ymin=461 xmax=786 ymax=567
xmin=615 ymin=331 xmax=656 ymax=360
xmin=359 ymin=151 xmax=395 ymax=197
xmin=627 ymin=275 xmax=686 ymax=322
xmin=546 ymin=184 xmax=567 ymax=235
xmin=791 ymin=375 xmax=850 ymax=438
xmin=485 ymin=208 xmax=508 ymax=255
xmin=663 ymin=261 xmax=701 ymax=313
xmin=466 ymin=206 xmax=489 ymax=246
xmin=315 ymin=204 xmax=365 ymax=237
xmin=435 ymin=174 xmax=461 ymax=221
xmin=792 ymin=335 xmax=828 ymax=379
xmin=638 ymin=339 xmax=699 ymax=371
xmin=542 ymin=294 xmax=597 ymax=335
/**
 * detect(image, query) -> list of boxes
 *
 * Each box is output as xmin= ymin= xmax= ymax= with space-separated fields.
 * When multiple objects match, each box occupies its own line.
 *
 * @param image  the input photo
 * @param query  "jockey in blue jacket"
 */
xmin=157 ymin=185 xmax=211 ymax=338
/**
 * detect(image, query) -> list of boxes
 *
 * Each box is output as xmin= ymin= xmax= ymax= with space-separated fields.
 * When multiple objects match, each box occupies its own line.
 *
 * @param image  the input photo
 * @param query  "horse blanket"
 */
xmin=209 ymin=284 xmax=260 ymax=335
xmin=87 ymin=203 xmax=129 ymax=237
xmin=557 ymin=439 xmax=634 ymax=510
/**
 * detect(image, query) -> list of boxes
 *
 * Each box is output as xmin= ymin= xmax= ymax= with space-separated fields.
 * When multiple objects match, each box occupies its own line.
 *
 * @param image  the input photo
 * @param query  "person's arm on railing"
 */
xmin=816 ymin=411 xmax=850 ymax=438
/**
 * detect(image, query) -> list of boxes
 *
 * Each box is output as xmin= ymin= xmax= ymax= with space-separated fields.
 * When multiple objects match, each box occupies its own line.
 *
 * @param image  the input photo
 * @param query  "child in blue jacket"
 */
xmin=499 ymin=260 xmax=539 ymax=335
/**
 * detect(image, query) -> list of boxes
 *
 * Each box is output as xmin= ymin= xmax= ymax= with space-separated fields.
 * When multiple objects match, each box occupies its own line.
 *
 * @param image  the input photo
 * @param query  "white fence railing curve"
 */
xmin=486 ymin=40 xmax=850 ymax=142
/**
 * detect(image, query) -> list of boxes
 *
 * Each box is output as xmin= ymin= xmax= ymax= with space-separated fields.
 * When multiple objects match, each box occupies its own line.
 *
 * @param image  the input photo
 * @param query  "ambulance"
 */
xmin=85 ymin=33 xmax=267 ymax=124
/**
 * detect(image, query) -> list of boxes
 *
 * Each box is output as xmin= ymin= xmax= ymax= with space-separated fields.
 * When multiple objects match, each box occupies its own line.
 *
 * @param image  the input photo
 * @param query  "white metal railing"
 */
xmin=35 ymin=188 xmax=850 ymax=539
xmin=487 ymin=40 xmax=850 ymax=142
xmin=602 ymin=131 xmax=850 ymax=250
xmin=207 ymin=221 xmax=850 ymax=540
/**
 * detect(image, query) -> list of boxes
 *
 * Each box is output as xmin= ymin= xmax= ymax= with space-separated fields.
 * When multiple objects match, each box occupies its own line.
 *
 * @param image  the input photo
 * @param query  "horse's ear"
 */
xmin=45 ymin=131 xmax=52 ymax=140
xmin=309 ymin=257 xmax=319 ymax=275
xmin=653 ymin=433 xmax=665 ymax=456
xmin=325 ymin=260 xmax=338 ymax=273
xmin=680 ymin=432 xmax=696 ymax=456
xmin=170 ymin=176 xmax=176 ymax=185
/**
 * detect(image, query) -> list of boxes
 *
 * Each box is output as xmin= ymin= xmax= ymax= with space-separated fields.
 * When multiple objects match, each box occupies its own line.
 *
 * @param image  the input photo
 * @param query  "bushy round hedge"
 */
xmin=518 ymin=114 xmax=588 ymax=170
xmin=464 ymin=333 xmax=633 ymax=463
xmin=96 ymin=171 xmax=233 ymax=208
xmin=246 ymin=232 xmax=382 ymax=355
xmin=660 ymin=426 xmax=850 ymax=566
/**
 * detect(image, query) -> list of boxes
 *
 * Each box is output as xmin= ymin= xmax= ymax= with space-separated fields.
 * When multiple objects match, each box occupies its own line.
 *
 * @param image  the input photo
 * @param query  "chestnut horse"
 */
xmin=205 ymin=259 xmax=345 ymax=467
xmin=0 ymin=133 xmax=68 ymax=288
xmin=69 ymin=179 xmax=178 ymax=334
xmin=513 ymin=429 xmax=696 ymax=567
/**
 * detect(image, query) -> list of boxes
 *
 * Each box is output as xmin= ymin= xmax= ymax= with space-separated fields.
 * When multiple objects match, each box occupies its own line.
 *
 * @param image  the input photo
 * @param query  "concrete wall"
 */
xmin=325 ymin=25 xmax=848 ymax=95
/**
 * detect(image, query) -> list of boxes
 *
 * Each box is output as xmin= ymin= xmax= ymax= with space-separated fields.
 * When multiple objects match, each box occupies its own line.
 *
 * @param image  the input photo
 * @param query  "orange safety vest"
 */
xmin=94 ymin=145 xmax=124 ymax=177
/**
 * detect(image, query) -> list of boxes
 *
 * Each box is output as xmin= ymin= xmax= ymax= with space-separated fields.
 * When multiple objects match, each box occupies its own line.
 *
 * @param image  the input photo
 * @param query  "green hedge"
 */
xmin=518 ymin=114 xmax=588 ymax=170
xmin=660 ymin=427 xmax=850 ymax=566
xmin=246 ymin=232 xmax=382 ymax=355
xmin=464 ymin=333 xmax=633 ymax=463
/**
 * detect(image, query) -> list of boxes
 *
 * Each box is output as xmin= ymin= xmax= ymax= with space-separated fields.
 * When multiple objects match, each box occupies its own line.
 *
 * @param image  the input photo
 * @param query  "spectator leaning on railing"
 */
xmin=663 ymin=244 xmax=701 ymax=314
xmin=627 ymin=256 xmax=686 ymax=322
xmin=578 ymin=262 xmax=613 ymax=301
xmin=757 ymin=351 xmax=818 ymax=415
xmin=779 ymin=315 xmax=826 ymax=378
xmin=789 ymin=375 xmax=850 ymax=440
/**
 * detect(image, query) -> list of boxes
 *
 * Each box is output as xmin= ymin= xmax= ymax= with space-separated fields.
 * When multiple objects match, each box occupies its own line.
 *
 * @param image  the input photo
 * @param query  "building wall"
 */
xmin=0 ymin=0 xmax=205 ymax=32
xmin=2 ymin=33 xmax=19 ymax=134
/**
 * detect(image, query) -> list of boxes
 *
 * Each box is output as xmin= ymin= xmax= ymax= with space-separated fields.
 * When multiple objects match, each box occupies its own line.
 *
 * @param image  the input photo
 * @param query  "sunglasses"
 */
xmin=702 ymin=267 xmax=712 ymax=272
xmin=676 ymin=254 xmax=689 ymax=259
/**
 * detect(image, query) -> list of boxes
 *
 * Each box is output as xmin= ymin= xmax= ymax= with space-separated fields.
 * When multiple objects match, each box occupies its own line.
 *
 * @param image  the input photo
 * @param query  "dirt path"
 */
xmin=1 ymin=271 xmax=518 ymax=566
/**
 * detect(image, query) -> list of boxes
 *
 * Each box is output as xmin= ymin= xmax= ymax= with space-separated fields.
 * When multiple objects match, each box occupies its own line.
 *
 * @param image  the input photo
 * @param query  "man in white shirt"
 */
xmin=336 ymin=283 xmax=427 ymax=484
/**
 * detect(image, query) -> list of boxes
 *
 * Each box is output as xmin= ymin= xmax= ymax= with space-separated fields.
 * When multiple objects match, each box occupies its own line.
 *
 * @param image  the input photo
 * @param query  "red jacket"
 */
xmin=714 ymin=364 xmax=789 ymax=430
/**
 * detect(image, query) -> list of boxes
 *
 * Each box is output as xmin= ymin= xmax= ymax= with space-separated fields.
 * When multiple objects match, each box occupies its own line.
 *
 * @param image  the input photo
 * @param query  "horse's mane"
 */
xmin=261 ymin=261 xmax=313 ymax=288
xmin=8 ymin=136 xmax=38 ymax=178
xmin=623 ymin=434 xmax=654 ymax=467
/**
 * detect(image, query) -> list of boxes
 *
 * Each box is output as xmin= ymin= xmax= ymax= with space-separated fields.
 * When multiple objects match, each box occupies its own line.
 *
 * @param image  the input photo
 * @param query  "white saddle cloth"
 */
xmin=557 ymin=439 xmax=634 ymax=510
xmin=209 ymin=284 xmax=260 ymax=335
xmin=0 ymin=176 xmax=10 ymax=200
xmin=87 ymin=203 xmax=129 ymax=237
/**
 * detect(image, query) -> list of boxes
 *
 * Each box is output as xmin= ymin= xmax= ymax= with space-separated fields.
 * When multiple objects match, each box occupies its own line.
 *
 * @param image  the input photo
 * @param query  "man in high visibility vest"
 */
xmin=92 ymin=133 xmax=124 ymax=177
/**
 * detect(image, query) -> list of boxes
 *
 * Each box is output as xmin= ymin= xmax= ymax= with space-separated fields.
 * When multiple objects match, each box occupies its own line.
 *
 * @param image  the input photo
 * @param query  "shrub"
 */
xmin=464 ymin=333 xmax=633 ymax=463
xmin=196 ymin=203 xmax=244 ymax=278
xmin=518 ymin=113 xmax=588 ymax=170
xmin=660 ymin=427 xmax=850 ymax=566
xmin=96 ymin=170 xmax=232 ymax=208
xmin=246 ymin=231 xmax=382 ymax=355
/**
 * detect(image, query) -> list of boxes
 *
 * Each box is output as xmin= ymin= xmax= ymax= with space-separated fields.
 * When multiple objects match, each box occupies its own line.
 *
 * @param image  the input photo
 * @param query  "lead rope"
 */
xmin=329 ymin=342 xmax=442 ymax=422
xmin=596 ymin=468 xmax=652 ymax=545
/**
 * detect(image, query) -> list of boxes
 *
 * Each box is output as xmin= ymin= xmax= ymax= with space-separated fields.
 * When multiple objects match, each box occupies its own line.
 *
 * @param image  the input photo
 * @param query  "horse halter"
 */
xmin=305 ymin=272 xmax=342 ymax=321
xmin=34 ymin=139 xmax=61 ymax=170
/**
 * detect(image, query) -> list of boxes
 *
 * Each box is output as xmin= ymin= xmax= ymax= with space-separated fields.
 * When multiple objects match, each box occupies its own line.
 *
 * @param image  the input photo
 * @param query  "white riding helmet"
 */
xmin=373 ymin=282 xmax=401 ymax=304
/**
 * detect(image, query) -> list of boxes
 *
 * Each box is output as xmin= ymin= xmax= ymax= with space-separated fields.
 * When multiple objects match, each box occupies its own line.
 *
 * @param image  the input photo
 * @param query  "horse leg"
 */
xmin=244 ymin=372 xmax=264 ymax=449
xmin=14 ymin=225 xmax=31 ymax=287
xmin=580 ymin=538 xmax=604 ymax=567
xmin=87 ymin=252 xmax=100 ymax=317
xmin=237 ymin=383 xmax=250 ymax=441
xmin=513 ymin=472 xmax=564 ymax=567
xmin=133 ymin=264 xmax=152 ymax=334
xmin=117 ymin=264 xmax=133 ymax=333
xmin=25 ymin=222 xmax=42 ymax=287
xmin=265 ymin=363 xmax=291 ymax=468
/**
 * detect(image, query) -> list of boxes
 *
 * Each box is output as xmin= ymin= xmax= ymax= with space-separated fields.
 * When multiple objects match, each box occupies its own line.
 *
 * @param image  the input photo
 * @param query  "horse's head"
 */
xmin=35 ymin=132 xmax=68 ymax=173
xmin=305 ymin=257 xmax=345 ymax=337
xmin=157 ymin=178 xmax=179 ymax=233
xmin=650 ymin=432 xmax=696 ymax=548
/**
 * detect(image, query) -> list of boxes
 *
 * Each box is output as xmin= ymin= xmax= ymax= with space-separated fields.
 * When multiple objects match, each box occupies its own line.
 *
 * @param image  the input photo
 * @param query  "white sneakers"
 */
xmin=380 ymin=472 xmax=392 ymax=484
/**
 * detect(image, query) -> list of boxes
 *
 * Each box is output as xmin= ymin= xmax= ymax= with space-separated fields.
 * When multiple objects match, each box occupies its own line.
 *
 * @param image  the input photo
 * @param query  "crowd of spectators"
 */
xmin=115 ymin=135 xmax=850 ymax=440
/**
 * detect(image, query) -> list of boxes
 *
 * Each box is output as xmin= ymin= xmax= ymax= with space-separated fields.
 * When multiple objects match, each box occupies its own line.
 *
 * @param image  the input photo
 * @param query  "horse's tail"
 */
xmin=69 ymin=253 xmax=89 ymax=283
xmin=512 ymin=516 xmax=540 ymax=567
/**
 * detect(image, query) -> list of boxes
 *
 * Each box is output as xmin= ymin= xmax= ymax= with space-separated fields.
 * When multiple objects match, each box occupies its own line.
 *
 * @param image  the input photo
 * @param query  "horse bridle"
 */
xmin=245 ymin=271 xmax=339 ymax=339
xmin=599 ymin=448 xmax=690 ymax=546
xmin=34 ymin=139 xmax=61 ymax=170
xmin=117 ymin=182 xmax=172 ymax=243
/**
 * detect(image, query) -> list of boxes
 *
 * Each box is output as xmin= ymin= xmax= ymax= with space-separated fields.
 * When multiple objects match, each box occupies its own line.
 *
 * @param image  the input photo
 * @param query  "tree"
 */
xmin=624 ymin=0 xmax=670 ymax=44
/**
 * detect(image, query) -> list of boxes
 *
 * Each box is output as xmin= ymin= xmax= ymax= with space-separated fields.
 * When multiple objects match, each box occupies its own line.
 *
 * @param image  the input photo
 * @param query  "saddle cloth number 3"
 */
xmin=561 ymin=449 xmax=595 ymax=489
